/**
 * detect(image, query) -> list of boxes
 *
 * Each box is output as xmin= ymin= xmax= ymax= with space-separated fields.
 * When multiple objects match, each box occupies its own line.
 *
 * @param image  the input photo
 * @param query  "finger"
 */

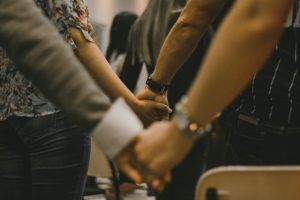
xmin=151 ymin=172 xmax=172 ymax=190
xmin=160 ymin=112 xmax=170 ymax=121
xmin=154 ymin=102 xmax=172 ymax=114
xmin=142 ymin=172 xmax=156 ymax=183
xmin=136 ymin=90 xmax=156 ymax=100
xmin=140 ymin=101 xmax=169 ymax=121
xmin=156 ymin=183 xmax=166 ymax=192
xmin=156 ymin=106 xmax=172 ymax=121
xmin=164 ymin=172 xmax=172 ymax=183
xmin=151 ymin=178 xmax=162 ymax=190
xmin=151 ymin=178 xmax=165 ymax=192
xmin=119 ymin=163 xmax=143 ymax=183
xmin=115 ymin=136 xmax=143 ymax=182
xmin=136 ymin=93 xmax=152 ymax=100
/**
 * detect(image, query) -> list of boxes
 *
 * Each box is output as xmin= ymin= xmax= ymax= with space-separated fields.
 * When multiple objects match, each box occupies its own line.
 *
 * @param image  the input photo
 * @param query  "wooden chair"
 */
xmin=195 ymin=166 xmax=300 ymax=200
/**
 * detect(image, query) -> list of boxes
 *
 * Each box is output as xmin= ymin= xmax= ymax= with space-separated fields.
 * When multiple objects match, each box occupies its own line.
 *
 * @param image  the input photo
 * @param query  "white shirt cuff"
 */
xmin=91 ymin=98 xmax=143 ymax=159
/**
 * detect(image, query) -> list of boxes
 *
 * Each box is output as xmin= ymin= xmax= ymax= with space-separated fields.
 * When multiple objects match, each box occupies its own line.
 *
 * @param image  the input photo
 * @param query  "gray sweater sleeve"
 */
xmin=0 ymin=0 xmax=110 ymax=130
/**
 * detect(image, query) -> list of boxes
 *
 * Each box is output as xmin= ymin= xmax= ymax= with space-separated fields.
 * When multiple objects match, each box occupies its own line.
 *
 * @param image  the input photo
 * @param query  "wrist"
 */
xmin=169 ymin=119 xmax=195 ymax=147
xmin=150 ymin=72 xmax=170 ymax=85
xmin=144 ymin=85 xmax=168 ymax=98
xmin=172 ymin=96 xmax=213 ymax=141
xmin=146 ymin=74 xmax=169 ymax=95
xmin=125 ymin=95 xmax=139 ymax=113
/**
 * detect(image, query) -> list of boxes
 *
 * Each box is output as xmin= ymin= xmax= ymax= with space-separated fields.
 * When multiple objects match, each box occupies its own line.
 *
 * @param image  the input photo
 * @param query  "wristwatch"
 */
xmin=146 ymin=75 xmax=169 ymax=94
xmin=174 ymin=97 xmax=213 ymax=141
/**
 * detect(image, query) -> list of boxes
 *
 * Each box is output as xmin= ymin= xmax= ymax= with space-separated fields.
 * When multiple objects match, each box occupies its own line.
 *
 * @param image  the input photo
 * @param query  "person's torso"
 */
xmin=0 ymin=0 xmax=92 ymax=121
xmin=236 ymin=1 xmax=300 ymax=125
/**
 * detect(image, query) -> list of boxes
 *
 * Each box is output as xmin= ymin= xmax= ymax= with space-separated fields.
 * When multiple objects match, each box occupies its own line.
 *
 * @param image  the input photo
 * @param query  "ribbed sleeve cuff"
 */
xmin=91 ymin=98 xmax=143 ymax=159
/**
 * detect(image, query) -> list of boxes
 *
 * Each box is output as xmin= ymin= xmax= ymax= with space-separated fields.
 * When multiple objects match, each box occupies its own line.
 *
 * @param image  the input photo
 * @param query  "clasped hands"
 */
xmin=129 ymin=86 xmax=171 ymax=127
xmin=115 ymin=87 xmax=195 ymax=191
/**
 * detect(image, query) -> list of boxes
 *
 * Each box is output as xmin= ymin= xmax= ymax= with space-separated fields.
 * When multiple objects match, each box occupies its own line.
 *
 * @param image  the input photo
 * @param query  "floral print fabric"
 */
xmin=0 ymin=0 xmax=93 ymax=121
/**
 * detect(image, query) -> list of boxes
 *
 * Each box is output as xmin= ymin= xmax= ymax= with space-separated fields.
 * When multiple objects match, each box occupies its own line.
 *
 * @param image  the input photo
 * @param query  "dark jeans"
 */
xmin=224 ymin=113 xmax=300 ymax=165
xmin=0 ymin=112 xmax=91 ymax=200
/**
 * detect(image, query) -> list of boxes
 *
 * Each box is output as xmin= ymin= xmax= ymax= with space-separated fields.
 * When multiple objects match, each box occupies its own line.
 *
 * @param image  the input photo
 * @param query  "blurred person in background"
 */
xmin=106 ymin=11 xmax=138 ymax=76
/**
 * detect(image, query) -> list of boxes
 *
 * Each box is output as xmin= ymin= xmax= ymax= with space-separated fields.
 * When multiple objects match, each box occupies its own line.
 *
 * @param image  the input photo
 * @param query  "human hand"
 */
xmin=130 ymin=98 xmax=172 ymax=127
xmin=133 ymin=121 xmax=195 ymax=189
xmin=114 ymin=135 xmax=171 ymax=191
xmin=114 ymin=136 xmax=143 ymax=183
xmin=136 ymin=86 xmax=170 ymax=121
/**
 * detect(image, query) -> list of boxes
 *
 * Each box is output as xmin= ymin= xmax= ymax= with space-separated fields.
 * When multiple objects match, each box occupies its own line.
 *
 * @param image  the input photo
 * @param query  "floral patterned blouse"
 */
xmin=0 ymin=0 xmax=94 ymax=121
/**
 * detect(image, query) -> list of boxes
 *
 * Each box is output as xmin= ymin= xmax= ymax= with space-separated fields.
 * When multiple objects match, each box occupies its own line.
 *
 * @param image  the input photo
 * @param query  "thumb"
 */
xmin=137 ymin=91 xmax=155 ymax=100
xmin=151 ymin=172 xmax=172 ymax=191
xmin=154 ymin=102 xmax=172 ymax=115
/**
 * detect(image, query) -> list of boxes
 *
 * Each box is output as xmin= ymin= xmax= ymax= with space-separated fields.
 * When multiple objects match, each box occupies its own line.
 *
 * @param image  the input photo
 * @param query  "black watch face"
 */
xmin=146 ymin=79 xmax=166 ymax=93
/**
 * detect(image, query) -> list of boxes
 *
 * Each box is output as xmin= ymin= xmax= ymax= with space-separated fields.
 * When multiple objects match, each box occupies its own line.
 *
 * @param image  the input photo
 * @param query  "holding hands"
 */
xmin=115 ymin=82 xmax=181 ymax=190
xmin=114 ymin=120 xmax=195 ymax=191
xmin=137 ymin=86 xmax=169 ymax=111
xmin=130 ymin=97 xmax=171 ymax=127
xmin=115 ymin=79 xmax=198 ymax=191
xmin=135 ymin=85 xmax=171 ymax=124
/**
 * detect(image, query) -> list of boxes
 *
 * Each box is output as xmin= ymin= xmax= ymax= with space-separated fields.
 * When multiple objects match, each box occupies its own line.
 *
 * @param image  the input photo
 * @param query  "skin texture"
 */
xmin=120 ymin=0 xmax=295 ymax=190
xmin=69 ymin=27 xmax=171 ymax=126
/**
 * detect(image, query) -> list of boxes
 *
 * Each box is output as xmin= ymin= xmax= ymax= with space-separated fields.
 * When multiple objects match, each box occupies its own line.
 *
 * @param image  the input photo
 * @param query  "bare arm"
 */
xmin=151 ymin=0 xmax=226 ymax=85
xmin=0 ymin=0 xmax=167 ymax=172
xmin=69 ymin=28 xmax=137 ymax=104
xmin=131 ymin=0 xmax=294 ymax=187
xmin=137 ymin=0 xmax=226 ymax=105
xmin=69 ymin=28 xmax=171 ymax=125
xmin=185 ymin=0 xmax=294 ymax=125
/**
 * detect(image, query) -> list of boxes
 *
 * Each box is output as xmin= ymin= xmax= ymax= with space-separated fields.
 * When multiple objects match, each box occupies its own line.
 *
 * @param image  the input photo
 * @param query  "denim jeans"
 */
xmin=0 ymin=112 xmax=91 ymax=200
xmin=224 ymin=113 xmax=300 ymax=165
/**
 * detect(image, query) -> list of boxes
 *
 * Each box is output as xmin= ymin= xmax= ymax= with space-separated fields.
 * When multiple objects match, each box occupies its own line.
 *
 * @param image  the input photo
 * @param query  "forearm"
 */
xmin=71 ymin=28 xmax=137 ymax=106
xmin=182 ymin=0 xmax=294 ymax=126
xmin=151 ymin=0 xmax=226 ymax=84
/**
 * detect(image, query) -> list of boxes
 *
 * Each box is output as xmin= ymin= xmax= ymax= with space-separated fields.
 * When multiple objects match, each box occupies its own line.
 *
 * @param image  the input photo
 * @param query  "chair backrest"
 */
xmin=195 ymin=166 xmax=300 ymax=200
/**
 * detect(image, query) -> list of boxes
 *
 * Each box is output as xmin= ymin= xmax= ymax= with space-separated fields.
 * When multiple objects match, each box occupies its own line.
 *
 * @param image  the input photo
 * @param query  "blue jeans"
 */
xmin=0 ymin=112 xmax=91 ymax=200
xmin=224 ymin=113 xmax=300 ymax=165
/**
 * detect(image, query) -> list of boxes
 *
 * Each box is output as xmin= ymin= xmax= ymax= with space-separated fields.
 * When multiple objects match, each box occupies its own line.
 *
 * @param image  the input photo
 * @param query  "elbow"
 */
xmin=175 ymin=3 xmax=216 ymax=37
xmin=175 ymin=0 xmax=223 ymax=35
xmin=175 ymin=15 xmax=207 ymax=38
xmin=176 ymin=15 xmax=202 ymax=30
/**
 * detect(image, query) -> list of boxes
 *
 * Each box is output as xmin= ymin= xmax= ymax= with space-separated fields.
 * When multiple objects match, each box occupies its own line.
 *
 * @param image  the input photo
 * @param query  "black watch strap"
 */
xmin=146 ymin=76 xmax=169 ymax=94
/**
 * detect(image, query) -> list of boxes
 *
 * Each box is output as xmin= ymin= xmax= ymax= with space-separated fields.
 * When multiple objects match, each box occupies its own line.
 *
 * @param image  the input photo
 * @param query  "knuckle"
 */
xmin=136 ymin=153 xmax=149 ymax=166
